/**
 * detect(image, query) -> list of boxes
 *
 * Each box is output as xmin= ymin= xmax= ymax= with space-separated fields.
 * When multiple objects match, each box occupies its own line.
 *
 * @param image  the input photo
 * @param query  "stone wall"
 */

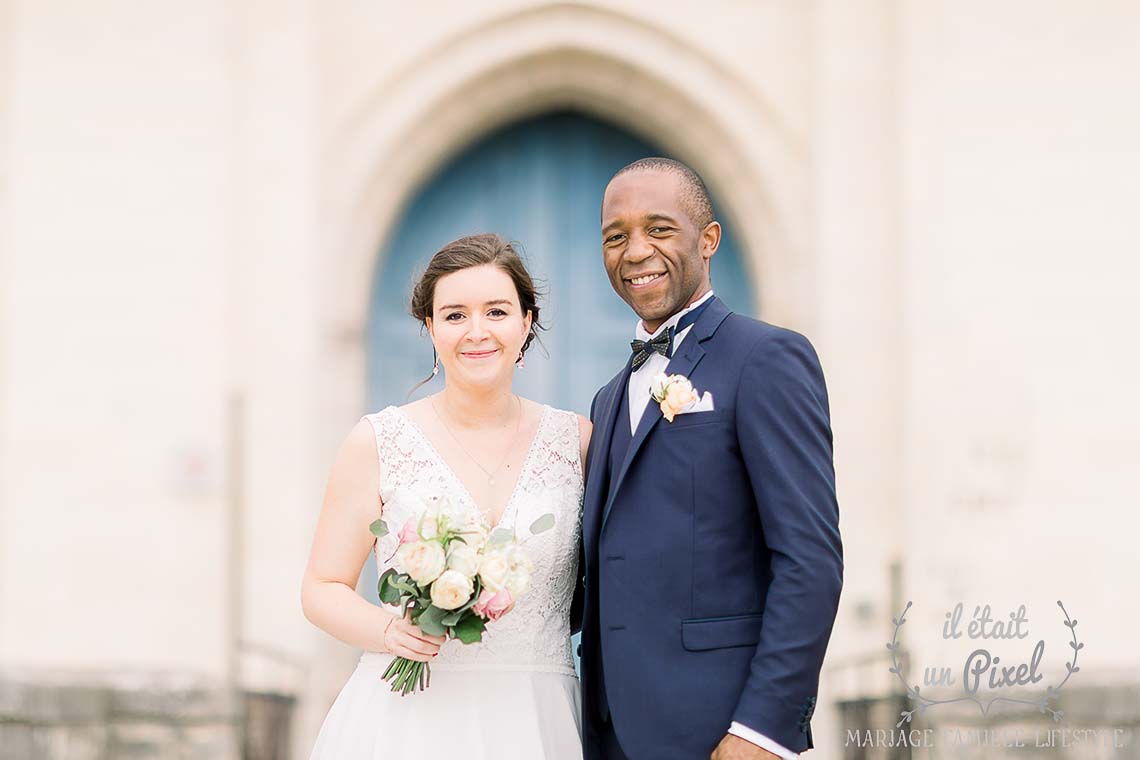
xmin=0 ymin=675 xmax=255 ymax=760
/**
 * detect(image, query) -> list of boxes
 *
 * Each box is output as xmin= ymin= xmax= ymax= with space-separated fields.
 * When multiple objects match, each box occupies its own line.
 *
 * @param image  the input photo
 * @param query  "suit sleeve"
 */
xmin=730 ymin=330 xmax=843 ymax=751
xmin=570 ymin=388 xmax=604 ymax=636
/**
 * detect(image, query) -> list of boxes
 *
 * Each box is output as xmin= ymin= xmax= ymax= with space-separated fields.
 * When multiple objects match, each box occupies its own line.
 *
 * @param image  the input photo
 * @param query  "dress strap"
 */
xmin=555 ymin=408 xmax=584 ymax=484
xmin=361 ymin=406 xmax=402 ymax=507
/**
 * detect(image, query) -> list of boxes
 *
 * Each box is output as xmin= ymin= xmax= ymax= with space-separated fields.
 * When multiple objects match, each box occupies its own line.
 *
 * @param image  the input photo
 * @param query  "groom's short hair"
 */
xmin=611 ymin=157 xmax=715 ymax=229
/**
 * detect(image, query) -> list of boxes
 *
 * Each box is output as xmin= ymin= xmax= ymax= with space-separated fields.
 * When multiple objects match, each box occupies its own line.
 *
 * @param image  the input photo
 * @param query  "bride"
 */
xmin=301 ymin=233 xmax=591 ymax=759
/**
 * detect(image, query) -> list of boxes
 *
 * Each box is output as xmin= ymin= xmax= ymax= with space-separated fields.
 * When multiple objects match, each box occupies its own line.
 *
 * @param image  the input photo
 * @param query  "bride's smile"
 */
xmin=426 ymin=263 xmax=532 ymax=386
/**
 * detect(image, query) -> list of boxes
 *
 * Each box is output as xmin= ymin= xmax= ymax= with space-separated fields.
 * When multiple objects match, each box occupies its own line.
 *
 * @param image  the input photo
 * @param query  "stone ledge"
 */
xmin=0 ymin=677 xmax=241 ymax=724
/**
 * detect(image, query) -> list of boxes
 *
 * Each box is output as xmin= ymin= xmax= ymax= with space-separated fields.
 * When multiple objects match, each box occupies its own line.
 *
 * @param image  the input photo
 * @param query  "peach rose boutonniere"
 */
xmin=650 ymin=372 xmax=701 ymax=422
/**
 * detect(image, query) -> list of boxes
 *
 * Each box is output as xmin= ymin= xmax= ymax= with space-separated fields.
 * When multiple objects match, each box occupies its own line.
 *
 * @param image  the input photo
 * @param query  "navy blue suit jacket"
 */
xmin=578 ymin=297 xmax=843 ymax=759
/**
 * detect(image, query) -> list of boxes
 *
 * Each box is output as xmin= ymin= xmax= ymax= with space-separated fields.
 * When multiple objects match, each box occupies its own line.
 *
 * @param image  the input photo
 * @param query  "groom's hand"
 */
xmin=711 ymin=734 xmax=781 ymax=760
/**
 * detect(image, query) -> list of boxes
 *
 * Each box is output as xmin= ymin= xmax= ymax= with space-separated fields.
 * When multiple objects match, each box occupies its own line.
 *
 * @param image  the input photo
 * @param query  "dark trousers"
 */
xmin=585 ymin=641 xmax=628 ymax=760
xmin=586 ymin=716 xmax=629 ymax=760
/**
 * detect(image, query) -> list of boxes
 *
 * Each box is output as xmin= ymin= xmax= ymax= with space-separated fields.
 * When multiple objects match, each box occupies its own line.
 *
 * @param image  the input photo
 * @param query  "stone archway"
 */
xmin=319 ymin=3 xmax=810 ymax=388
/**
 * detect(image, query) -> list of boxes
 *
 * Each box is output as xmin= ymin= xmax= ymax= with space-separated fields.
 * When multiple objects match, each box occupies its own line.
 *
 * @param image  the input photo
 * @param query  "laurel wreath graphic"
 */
xmin=888 ymin=600 xmax=1082 ymax=727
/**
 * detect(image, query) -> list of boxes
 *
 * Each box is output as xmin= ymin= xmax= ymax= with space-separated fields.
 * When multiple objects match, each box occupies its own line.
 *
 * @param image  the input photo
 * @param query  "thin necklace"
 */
xmin=430 ymin=394 xmax=522 ymax=486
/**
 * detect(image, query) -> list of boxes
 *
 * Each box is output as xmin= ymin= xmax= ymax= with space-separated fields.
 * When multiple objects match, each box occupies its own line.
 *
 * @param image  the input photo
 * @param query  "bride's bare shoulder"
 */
xmin=335 ymin=417 xmax=380 ymax=468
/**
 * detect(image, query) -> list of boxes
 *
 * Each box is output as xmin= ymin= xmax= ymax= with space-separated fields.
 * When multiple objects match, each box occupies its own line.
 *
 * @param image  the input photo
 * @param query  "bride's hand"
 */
xmin=381 ymin=612 xmax=446 ymax=661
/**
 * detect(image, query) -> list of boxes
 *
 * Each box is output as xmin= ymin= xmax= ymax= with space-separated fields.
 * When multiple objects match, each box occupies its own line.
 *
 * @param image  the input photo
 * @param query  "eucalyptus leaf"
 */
xmin=390 ymin=576 xmax=417 ymax=595
xmin=377 ymin=569 xmax=402 ymax=605
xmin=453 ymin=614 xmax=486 ymax=644
xmin=440 ymin=610 xmax=464 ymax=627
xmin=417 ymin=604 xmax=448 ymax=637
xmin=488 ymin=528 xmax=514 ymax=547
xmin=529 ymin=513 xmax=556 ymax=535
xmin=369 ymin=518 xmax=389 ymax=538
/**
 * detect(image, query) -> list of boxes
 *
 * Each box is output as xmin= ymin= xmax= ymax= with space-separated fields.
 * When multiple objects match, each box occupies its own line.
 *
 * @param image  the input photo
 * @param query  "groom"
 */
xmin=578 ymin=158 xmax=843 ymax=760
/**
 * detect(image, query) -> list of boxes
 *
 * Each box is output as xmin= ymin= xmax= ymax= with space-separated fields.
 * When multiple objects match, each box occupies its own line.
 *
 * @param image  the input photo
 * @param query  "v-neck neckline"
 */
xmin=394 ymin=403 xmax=550 ymax=532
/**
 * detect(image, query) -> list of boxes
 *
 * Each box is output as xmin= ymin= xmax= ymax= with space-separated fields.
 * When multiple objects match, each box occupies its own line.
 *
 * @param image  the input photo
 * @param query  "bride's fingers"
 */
xmin=408 ymin=630 xmax=446 ymax=646
xmin=399 ymin=634 xmax=441 ymax=657
xmin=392 ymin=643 xmax=432 ymax=662
xmin=394 ymin=620 xmax=446 ymax=647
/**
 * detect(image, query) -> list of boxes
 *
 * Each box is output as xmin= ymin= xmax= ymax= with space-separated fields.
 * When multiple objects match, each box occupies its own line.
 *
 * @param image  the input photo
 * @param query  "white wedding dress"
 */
xmin=309 ymin=404 xmax=584 ymax=760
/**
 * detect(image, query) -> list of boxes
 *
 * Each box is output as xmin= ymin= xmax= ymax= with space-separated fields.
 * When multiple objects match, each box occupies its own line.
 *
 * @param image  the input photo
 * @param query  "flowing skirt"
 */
xmin=310 ymin=652 xmax=582 ymax=759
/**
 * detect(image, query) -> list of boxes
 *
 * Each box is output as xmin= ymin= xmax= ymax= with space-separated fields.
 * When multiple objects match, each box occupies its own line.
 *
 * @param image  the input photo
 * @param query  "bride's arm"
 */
xmin=577 ymin=414 xmax=593 ymax=469
xmin=300 ymin=420 xmax=390 ymax=651
xmin=300 ymin=419 xmax=443 ymax=660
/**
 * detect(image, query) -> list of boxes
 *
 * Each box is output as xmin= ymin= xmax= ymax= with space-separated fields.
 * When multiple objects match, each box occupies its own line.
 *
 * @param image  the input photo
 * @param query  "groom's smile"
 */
xmin=625 ymin=272 xmax=666 ymax=289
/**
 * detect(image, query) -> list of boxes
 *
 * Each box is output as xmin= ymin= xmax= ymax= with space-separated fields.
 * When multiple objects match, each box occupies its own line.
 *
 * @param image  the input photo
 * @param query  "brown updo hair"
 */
xmin=410 ymin=232 xmax=545 ymax=358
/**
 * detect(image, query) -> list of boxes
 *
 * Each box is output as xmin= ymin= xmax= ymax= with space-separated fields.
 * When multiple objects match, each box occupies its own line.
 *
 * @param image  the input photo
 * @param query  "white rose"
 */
xmin=504 ymin=567 xmax=531 ymax=598
xmin=505 ymin=544 xmax=534 ymax=573
xmin=664 ymin=374 xmax=693 ymax=397
xmin=435 ymin=495 xmax=468 ymax=530
xmin=463 ymin=527 xmax=488 ymax=555
xmin=457 ymin=514 xmax=490 ymax=554
xmin=418 ymin=515 xmax=440 ymax=540
xmin=446 ymin=541 xmax=480 ymax=578
xmin=397 ymin=540 xmax=446 ymax=585
xmin=478 ymin=550 xmax=511 ymax=592
xmin=650 ymin=372 xmax=670 ymax=400
xmin=430 ymin=569 xmax=474 ymax=611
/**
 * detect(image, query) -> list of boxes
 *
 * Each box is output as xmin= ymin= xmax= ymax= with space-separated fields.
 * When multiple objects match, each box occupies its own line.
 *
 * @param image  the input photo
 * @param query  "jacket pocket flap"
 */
xmin=681 ymin=613 xmax=764 ymax=651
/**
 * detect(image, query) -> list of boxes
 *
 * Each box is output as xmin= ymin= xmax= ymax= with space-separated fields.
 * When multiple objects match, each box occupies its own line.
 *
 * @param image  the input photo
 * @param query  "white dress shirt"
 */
xmin=626 ymin=290 xmax=715 ymax=433
xmin=626 ymin=290 xmax=800 ymax=760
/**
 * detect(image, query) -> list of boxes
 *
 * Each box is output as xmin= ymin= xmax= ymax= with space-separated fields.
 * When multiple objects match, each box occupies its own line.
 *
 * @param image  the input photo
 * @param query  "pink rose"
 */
xmin=472 ymin=588 xmax=514 ymax=621
xmin=398 ymin=516 xmax=419 ymax=544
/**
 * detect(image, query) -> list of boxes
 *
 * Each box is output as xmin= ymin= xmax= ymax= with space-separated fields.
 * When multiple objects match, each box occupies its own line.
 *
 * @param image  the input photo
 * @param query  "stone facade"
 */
xmin=1 ymin=2 xmax=1138 ymax=758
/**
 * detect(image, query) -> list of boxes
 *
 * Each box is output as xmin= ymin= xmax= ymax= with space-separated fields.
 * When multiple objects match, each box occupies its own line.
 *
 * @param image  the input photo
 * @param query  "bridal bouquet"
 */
xmin=369 ymin=495 xmax=553 ymax=695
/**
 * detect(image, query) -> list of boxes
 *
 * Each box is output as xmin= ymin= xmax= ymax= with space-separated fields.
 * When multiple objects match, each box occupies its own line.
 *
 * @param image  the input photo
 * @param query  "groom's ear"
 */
xmin=700 ymin=221 xmax=722 ymax=262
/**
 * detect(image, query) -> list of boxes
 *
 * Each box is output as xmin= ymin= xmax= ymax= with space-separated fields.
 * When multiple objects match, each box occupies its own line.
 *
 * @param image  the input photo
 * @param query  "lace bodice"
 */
xmin=363 ymin=404 xmax=583 ymax=675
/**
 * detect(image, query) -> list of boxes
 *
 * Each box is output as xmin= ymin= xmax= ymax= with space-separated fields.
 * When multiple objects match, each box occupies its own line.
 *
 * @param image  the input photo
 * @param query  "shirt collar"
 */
xmin=634 ymin=290 xmax=715 ymax=342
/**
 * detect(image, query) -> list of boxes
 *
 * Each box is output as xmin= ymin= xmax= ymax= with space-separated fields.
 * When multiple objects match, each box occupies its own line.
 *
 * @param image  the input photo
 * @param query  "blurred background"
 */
xmin=1 ymin=1 xmax=1138 ymax=758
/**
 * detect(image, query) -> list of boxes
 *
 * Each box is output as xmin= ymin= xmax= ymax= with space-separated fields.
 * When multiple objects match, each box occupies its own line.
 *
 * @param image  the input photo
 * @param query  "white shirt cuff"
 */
xmin=728 ymin=722 xmax=800 ymax=759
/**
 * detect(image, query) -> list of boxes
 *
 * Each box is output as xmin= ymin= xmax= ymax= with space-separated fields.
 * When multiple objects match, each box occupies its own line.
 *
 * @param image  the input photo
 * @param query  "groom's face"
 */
xmin=601 ymin=169 xmax=715 ymax=332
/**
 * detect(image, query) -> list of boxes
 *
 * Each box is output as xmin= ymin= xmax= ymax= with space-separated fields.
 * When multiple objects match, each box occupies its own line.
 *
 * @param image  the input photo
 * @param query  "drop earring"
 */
xmin=405 ymin=346 xmax=440 ymax=400
xmin=516 ymin=351 xmax=525 ymax=369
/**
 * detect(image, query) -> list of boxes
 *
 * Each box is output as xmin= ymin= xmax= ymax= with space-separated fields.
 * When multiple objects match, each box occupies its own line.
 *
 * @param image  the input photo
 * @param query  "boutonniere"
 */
xmin=650 ymin=372 xmax=700 ymax=422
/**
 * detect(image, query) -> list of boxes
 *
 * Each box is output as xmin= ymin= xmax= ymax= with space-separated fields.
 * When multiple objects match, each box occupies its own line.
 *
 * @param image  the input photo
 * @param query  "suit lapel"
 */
xmin=601 ymin=297 xmax=731 ymax=530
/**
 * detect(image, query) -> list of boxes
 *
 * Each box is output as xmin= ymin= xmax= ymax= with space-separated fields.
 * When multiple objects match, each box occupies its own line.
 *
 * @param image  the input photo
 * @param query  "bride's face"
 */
xmin=426 ymin=264 xmax=532 ymax=389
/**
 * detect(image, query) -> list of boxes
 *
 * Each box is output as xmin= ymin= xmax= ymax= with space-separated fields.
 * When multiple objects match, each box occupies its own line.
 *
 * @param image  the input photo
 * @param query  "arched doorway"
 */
xmin=365 ymin=110 xmax=756 ymax=416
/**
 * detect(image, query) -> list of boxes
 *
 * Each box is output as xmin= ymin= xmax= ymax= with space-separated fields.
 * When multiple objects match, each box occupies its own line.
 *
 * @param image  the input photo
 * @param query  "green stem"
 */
xmin=393 ymin=660 xmax=414 ymax=693
xmin=403 ymin=662 xmax=420 ymax=695
xmin=380 ymin=655 xmax=433 ymax=695
xmin=382 ymin=656 xmax=401 ymax=681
